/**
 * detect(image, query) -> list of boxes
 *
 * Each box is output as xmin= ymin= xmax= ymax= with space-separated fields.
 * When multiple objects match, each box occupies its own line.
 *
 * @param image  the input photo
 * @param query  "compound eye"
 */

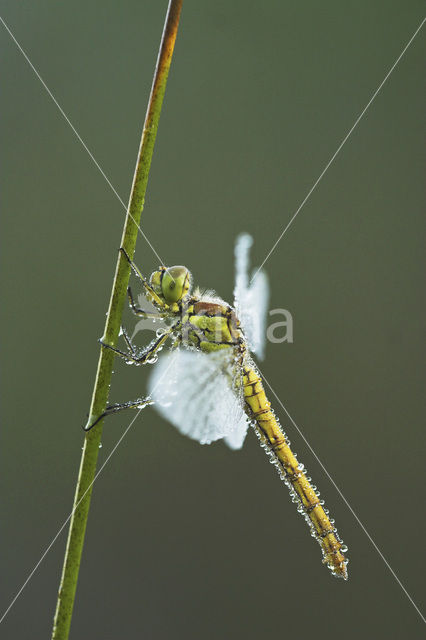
xmin=161 ymin=266 xmax=189 ymax=304
xmin=149 ymin=270 xmax=163 ymax=294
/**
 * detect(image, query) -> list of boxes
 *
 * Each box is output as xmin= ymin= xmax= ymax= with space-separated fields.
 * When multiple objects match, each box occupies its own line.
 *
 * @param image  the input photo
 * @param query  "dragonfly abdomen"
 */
xmin=242 ymin=364 xmax=348 ymax=579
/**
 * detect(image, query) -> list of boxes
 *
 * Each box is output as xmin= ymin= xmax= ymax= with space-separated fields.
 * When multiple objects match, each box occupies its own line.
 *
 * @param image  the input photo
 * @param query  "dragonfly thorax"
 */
xmin=182 ymin=300 xmax=243 ymax=353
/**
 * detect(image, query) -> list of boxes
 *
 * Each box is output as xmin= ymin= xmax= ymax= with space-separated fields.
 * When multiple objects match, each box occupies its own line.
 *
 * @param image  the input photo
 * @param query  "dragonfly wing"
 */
xmin=148 ymin=349 xmax=249 ymax=449
xmin=223 ymin=418 xmax=249 ymax=450
xmin=233 ymin=233 xmax=270 ymax=360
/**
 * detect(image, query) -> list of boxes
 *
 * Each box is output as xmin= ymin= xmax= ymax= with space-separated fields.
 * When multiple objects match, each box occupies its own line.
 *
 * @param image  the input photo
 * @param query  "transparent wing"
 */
xmin=148 ymin=349 xmax=249 ymax=449
xmin=233 ymin=233 xmax=269 ymax=360
xmin=222 ymin=420 xmax=249 ymax=450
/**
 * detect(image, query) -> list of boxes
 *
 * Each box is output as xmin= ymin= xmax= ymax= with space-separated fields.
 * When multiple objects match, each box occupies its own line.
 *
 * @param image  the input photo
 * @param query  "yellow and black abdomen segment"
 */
xmin=184 ymin=301 xmax=241 ymax=353
xmin=242 ymin=364 xmax=348 ymax=579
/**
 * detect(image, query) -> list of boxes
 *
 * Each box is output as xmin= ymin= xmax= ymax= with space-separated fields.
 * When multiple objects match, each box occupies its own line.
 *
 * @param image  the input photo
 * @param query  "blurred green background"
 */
xmin=1 ymin=2 xmax=425 ymax=638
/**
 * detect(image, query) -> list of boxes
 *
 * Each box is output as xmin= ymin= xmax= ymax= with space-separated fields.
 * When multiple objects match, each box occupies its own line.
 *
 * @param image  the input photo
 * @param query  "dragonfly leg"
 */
xmin=86 ymin=322 xmax=180 ymax=431
xmin=119 ymin=324 xmax=164 ymax=360
xmin=84 ymin=397 xmax=151 ymax=431
xmin=100 ymin=320 xmax=180 ymax=365
xmin=127 ymin=286 xmax=164 ymax=318
xmin=120 ymin=247 xmax=168 ymax=310
xmin=120 ymin=325 xmax=137 ymax=356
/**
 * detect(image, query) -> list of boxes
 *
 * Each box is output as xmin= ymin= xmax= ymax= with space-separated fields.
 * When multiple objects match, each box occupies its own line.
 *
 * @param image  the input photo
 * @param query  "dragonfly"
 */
xmin=86 ymin=234 xmax=348 ymax=579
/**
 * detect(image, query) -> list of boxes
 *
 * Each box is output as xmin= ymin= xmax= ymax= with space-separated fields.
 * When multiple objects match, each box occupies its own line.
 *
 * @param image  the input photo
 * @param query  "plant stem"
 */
xmin=51 ymin=2 xmax=183 ymax=638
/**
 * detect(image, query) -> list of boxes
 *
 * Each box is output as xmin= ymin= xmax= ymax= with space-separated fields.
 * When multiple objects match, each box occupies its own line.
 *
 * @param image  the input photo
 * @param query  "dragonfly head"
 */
xmin=150 ymin=266 xmax=191 ymax=306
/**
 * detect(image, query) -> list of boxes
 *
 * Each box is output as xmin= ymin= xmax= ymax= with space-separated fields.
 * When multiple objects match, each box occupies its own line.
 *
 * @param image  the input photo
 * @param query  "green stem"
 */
xmin=51 ymin=2 xmax=183 ymax=638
